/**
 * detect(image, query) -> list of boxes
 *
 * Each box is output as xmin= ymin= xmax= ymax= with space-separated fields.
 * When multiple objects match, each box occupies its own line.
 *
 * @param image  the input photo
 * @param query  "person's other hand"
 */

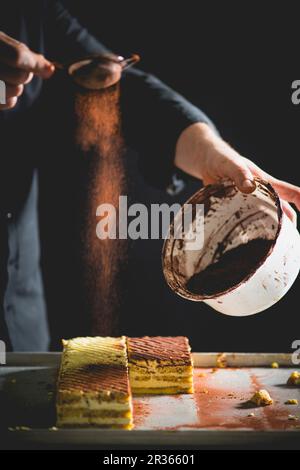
xmin=175 ymin=122 xmax=300 ymax=224
xmin=0 ymin=31 xmax=54 ymax=110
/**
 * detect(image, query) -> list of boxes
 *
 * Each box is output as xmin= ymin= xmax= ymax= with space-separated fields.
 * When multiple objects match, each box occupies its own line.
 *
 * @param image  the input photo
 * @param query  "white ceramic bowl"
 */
xmin=162 ymin=179 xmax=300 ymax=316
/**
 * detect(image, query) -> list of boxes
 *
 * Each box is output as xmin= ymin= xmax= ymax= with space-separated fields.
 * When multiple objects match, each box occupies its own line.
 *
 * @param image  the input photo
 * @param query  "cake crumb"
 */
xmin=197 ymin=372 xmax=207 ymax=378
xmin=285 ymin=399 xmax=298 ymax=405
xmin=271 ymin=362 xmax=279 ymax=369
xmin=250 ymin=389 xmax=273 ymax=406
xmin=288 ymin=415 xmax=299 ymax=421
xmin=216 ymin=353 xmax=227 ymax=369
xmin=287 ymin=371 xmax=300 ymax=386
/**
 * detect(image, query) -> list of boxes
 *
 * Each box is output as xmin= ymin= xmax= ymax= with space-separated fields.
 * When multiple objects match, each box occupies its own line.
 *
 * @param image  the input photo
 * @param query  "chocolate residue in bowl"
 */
xmin=186 ymin=238 xmax=273 ymax=296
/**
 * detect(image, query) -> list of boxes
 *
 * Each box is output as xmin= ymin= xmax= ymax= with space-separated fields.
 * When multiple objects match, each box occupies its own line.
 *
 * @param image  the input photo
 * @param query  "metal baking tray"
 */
xmin=1 ymin=352 xmax=299 ymax=449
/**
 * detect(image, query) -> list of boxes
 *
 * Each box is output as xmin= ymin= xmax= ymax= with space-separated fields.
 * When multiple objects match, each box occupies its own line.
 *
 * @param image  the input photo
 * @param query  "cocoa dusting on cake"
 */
xmin=127 ymin=337 xmax=192 ymax=365
xmin=186 ymin=238 xmax=273 ymax=296
xmin=59 ymin=364 xmax=130 ymax=395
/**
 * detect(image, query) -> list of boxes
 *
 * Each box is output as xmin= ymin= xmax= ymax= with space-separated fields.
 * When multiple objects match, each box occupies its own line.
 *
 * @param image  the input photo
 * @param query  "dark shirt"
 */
xmin=0 ymin=0 xmax=214 ymax=215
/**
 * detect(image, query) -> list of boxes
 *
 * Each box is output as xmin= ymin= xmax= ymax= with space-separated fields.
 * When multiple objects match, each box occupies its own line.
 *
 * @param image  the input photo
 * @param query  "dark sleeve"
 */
xmin=120 ymin=68 xmax=217 ymax=188
xmin=43 ymin=1 xmax=110 ymax=63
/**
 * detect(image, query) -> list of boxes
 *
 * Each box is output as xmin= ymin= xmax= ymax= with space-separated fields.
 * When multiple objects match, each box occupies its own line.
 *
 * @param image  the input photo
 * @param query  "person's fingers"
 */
xmin=0 ymin=63 xmax=33 ymax=85
xmin=202 ymin=175 xmax=217 ymax=185
xmin=270 ymin=179 xmax=300 ymax=212
xmin=220 ymin=156 xmax=256 ymax=193
xmin=0 ymin=96 xmax=18 ymax=110
xmin=220 ymin=156 xmax=298 ymax=223
xmin=5 ymin=83 xmax=23 ymax=99
xmin=281 ymin=200 xmax=297 ymax=225
xmin=0 ymin=31 xmax=54 ymax=78
xmin=22 ymin=51 xmax=54 ymax=78
xmin=243 ymin=158 xmax=300 ymax=211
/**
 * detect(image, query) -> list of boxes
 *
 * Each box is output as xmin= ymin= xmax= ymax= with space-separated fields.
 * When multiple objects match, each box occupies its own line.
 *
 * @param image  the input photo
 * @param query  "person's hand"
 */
xmin=0 ymin=31 xmax=54 ymax=110
xmin=175 ymin=122 xmax=300 ymax=223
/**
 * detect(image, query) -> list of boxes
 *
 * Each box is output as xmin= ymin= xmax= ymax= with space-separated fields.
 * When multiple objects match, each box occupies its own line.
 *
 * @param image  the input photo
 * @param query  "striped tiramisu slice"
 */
xmin=56 ymin=336 xmax=133 ymax=428
xmin=127 ymin=336 xmax=193 ymax=394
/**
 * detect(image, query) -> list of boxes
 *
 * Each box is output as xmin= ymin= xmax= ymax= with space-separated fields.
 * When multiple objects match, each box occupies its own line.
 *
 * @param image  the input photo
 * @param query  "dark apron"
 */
xmin=1 ymin=171 xmax=49 ymax=351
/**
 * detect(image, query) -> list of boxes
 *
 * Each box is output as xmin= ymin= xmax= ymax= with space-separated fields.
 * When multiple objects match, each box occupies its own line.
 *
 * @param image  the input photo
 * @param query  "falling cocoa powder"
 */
xmin=186 ymin=238 xmax=273 ymax=296
xmin=75 ymin=85 xmax=127 ymax=336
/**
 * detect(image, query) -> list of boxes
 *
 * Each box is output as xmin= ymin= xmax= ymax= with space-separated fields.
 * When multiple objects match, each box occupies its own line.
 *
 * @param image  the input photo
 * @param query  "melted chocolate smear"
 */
xmin=186 ymin=238 xmax=273 ymax=296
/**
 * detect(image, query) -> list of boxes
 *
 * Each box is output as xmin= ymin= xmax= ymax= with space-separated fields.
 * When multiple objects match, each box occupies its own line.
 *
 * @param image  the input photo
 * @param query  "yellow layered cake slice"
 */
xmin=56 ymin=336 xmax=133 ymax=429
xmin=127 ymin=336 xmax=193 ymax=394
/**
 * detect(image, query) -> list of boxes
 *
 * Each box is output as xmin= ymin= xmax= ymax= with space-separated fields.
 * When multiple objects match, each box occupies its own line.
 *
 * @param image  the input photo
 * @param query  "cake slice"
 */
xmin=56 ymin=336 xmax=133 ymax=429
xmin=127 ymin=336 xmax=193 ymax=394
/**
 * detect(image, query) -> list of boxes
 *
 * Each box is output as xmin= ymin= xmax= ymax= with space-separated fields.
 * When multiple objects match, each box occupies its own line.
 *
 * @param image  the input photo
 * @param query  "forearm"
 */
xmin=175 ymin=122 xmax=218 ymax=180
xmin=174 ymin=121 xmax=256 ymax=192
xmin=174 ymin=120 xmax=300 ymax=224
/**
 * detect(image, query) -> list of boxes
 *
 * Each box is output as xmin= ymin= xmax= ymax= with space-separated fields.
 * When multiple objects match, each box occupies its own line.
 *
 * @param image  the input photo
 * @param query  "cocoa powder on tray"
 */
xmin=186 ymin=238 xmax=273 ymax=296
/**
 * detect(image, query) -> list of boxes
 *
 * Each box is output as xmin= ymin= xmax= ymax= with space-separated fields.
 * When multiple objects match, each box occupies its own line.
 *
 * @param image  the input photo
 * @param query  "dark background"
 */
xmin=40 ymin=1 xmax=300 ymax=352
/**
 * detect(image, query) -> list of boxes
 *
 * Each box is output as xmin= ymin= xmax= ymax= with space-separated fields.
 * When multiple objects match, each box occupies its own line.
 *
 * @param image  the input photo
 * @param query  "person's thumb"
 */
xmin=18 ymin=46 xmax=55 ymax=78
xmin=0 ymin=31 xmax=54 ymax=78
xmin=224 ymin=157 xmax=256 ymax=193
